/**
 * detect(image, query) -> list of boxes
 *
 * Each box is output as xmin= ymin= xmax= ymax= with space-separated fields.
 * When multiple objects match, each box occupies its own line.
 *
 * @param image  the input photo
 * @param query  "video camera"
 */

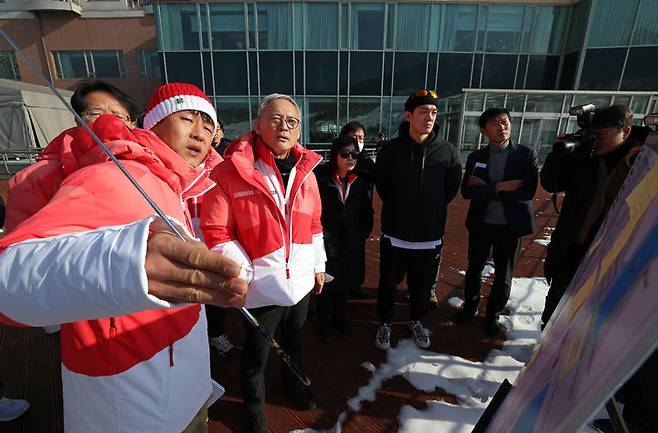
xmin=553 ymin=104 xmax=597 ymax=154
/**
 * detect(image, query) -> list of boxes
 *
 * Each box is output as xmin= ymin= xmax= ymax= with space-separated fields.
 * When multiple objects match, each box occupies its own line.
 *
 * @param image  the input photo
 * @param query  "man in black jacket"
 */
xmin=540 ymin=105 xmax=642 ymax=330
xmin=374 ymin=89 xmax=462 ymax=350
xmin=455 ymin=108 xmax=539 ymax=336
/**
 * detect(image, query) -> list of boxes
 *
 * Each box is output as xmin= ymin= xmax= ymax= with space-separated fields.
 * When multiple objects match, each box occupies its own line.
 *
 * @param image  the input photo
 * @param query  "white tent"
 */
xmin=0 ymin=78 xmax=75 ymax=151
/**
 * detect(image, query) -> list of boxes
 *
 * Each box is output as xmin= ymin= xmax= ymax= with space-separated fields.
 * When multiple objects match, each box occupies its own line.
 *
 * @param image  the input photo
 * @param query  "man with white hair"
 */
xmin=201 ymin=94 xmax=326 ymax=433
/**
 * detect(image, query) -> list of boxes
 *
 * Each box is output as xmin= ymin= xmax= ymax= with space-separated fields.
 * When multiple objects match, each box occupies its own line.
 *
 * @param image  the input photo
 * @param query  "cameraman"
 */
xmin=540 ymin=105 xmax=641 ymax=329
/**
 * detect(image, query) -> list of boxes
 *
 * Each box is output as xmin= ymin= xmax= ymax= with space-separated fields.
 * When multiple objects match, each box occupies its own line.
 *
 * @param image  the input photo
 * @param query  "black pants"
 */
xmin=541 ymin=244 xmax=587 ymax=327
xmin=205 ymin=305 xmax=227 ymax=338
xmin=316 ymin=291 xmax=347 ymax=325
xmin=463 ymin=223 xmax=521 ymax=317
xmin=240 ymin=293 xmax=311 ymax=418
xmin=377 ymin=238 xmax=442 ymax=323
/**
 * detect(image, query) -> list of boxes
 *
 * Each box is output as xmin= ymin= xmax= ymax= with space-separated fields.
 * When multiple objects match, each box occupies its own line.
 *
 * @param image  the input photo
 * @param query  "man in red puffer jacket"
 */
xmin=202 ymin=93 xmax=326 ymax=433
xmin=0 ymin=83 xmax=246 ymax=433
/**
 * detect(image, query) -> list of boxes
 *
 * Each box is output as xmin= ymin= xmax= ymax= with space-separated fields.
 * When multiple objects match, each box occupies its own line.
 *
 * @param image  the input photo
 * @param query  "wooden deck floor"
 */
xmin=0 ymin=190 xmax=559 ymax=433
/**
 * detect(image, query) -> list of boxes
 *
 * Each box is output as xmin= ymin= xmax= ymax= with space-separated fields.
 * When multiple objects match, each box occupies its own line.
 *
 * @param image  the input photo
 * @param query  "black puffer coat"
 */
xmin=315 ymin=164 xmax=374 ymax=293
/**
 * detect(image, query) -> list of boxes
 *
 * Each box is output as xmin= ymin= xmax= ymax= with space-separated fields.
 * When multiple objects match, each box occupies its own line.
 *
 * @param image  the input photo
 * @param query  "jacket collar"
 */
xmin=67 ymin=115 xmax=218 ymax=200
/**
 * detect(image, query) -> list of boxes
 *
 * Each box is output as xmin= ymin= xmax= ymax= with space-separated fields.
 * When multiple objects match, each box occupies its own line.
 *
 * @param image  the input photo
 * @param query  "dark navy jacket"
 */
xmin=461 ymin=141 xmax=539 ymax=238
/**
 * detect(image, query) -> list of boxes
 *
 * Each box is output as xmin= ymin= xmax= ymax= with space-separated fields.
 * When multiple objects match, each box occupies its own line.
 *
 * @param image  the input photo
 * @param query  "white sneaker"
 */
xmin=209 ymin=335 xmax=234 ymax=355
xmin=409 ymin=320 xmax=432 ymax=349
xmin=374 ymin=323 xmax=392 ymax=350
xmin=0 ymin=396 xmax=30 ymax=422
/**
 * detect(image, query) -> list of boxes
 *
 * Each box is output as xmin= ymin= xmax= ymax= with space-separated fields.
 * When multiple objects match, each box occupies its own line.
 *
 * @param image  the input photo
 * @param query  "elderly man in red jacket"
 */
xmin=201 ymin=93 xmax=326 ymax=433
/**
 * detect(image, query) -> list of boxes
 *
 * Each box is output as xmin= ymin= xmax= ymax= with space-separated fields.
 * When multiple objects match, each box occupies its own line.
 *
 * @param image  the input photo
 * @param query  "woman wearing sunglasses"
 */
xmin=314 ymin=136 xmax=374 ymax=340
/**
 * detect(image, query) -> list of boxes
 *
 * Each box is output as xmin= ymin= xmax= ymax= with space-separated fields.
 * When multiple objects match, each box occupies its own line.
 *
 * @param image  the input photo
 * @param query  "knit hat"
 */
xmin=404 ymin=89 xmax=439 ymax=112
xmin=143 ymin=83 xmax=218 ymax=133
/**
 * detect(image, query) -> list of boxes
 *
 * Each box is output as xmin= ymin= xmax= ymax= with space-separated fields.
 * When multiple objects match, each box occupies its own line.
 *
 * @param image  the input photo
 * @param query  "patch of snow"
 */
xmin=289 ymin=278 xmax=600 ymax=433
xmin=458 ymin=270 xmax=466 ymax=276
xmin=481 ymin=263 xmax=495 ymax=277
xmin=361 ymin=362 xmax=376 ymax=373
xmin=448 ymin=297 xmax=463 ymax=308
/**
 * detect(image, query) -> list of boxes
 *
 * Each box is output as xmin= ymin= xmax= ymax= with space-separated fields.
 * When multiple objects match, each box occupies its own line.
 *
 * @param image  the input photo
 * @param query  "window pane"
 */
xmin=589 ymin=0 xmax=638 ymax=47
xmin=580 ymin=48 xmax=625 ymax=90
xmin=486 ymin=5 xmax=523 ymax=53
xmin=525 ymin=95 xmax=563 ymax=112
xmin=629 ymin=96 xmax=650 ymax=114
xmin=437 ymin=53 xmax=472 ymax=95
xmin=522 ymin=6 xmax=568 ymax=54
xmin=524 ymin=55 xmax=559 ymax=90
xmin=428 ymin=4 xmax=441 ymax=52
xmin=202 ymin=52 xmax=213 ymax=95
xmin=56 ymin=51 xmax=88 ymax=79
xmin=558 ymin=51 xmax=579 ymax=90
xmin=158 ymin=4 xmax=199 ymax=50
xmin=350 ymin=3 xmax=385 ymax=50
xmin=213 ymin=52 xmax=248 ymax=95
xmin=481 ymin=54 xmax=516 ymax=89
xmin=139 ymin=50 xmax=161 ymax=79
xmin=462 ymin=115 xmax=481 ymax=150
xmin=348 ymin=98 xmax=381 ymax=138
xmin=257 ymin=3 xmax=292 ymax=49
xmin=472 ymin=53 xmax=483 ymax=88
xmin=247 ymin=3 xmax=256 ymax=49
xmin=349 ymin=52 xmax=382 ymax=95
xmin=216 ymin=97 xmax=250 ymax=140
xmin=306 ymin=52 xmax=337 ymax=95
xmin=307 ymin=97 xmax=338 ymax=143
xmin=0 ymin=52 xmax=19 ymax=80
xmin=259 ymin=51 xmax=293 ymax=95
xmin=484 ymin=94 xmax=505 ymax=110
xmin=295 ymin=51 xmax=304 ymax=95
xmin=621 ymin=47 xmax=658 ymax=91
xmin=209 ymin=3 xmax=246 ymax=50
xmin=166 ymin=52 xmax=203 ymax=89
xmin=92 ymin=51 xmax=123 ymax=78
xmin=393 ymin=52 xmax=426 ymax=96
xmin=339 ymin=51 xmax=348 ymax=95
xmin=305 ymin=3 xmax=338 ymax=49
xmin=396 ymin=4 xmax=429 ymax=51
xmin=632 ymin=0 xmax=658 ymax=45
xmin=565 ymin=1 xmax=589 ymax=53
xmin=465 ymin=94 xmax=484 ymax=112
xmin=293 ymin=3 xmax=303 ymax=49
xmin=386 ymin=4 xmax=395 ymax=50
xmin=506 ymin=94 xmax=525 ymax=112
xmin=441 ymin=4 xmax=476 ymax=51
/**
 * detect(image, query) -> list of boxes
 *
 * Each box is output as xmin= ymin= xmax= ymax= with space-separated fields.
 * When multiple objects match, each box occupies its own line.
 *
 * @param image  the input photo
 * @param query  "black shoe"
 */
xmin=454 ymin=307 xmax=477 ymax=324
xmin=332 ymin=320 xmax=353 ymax=336
xmin=247 ymin=414 xmax=268 ymax=433
xmin=485 ymin=314 xmax=505 ymax=337
xmin=284 ymin=381 xmax=317 ymax=411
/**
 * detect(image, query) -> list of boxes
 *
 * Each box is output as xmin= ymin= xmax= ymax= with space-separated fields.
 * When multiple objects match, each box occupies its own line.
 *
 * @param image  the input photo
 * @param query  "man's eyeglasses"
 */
xmin=81 ymin=111 xmax=131 ymax=123
xmin=413 ymin=89 xmax=438 ymax=99
xmin=269 ymin=116 xmax=300 ymax=130
xmin=339 ymin=150 xmax=359 ymax=159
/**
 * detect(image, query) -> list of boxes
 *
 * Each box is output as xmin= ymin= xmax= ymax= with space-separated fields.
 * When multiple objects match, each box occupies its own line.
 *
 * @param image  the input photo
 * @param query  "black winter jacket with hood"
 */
xmin=375 ymin=122 xmax=462 ymax=242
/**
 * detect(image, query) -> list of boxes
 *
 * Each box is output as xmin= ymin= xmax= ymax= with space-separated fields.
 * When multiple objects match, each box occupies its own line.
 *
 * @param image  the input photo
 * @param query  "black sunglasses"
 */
xmin=339 ymin=150 xmax=359 ymax=159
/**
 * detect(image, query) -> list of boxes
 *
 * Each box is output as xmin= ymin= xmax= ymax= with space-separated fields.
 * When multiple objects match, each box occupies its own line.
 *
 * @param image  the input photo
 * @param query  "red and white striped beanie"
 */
xmin=143 ymin=83 xmax=218 ymax=133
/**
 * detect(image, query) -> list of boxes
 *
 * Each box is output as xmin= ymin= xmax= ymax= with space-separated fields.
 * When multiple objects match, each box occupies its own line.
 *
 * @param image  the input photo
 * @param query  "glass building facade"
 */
xmin=153 ymin=0 xmax=658 ymax=149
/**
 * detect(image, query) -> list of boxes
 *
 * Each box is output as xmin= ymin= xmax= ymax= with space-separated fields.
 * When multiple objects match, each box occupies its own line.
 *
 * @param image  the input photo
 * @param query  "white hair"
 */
xmin=257 ymin=93 xmax=301 ymax=118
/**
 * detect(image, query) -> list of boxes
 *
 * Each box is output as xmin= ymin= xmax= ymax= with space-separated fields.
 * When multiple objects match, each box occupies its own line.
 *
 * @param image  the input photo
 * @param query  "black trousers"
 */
xmin=463 ymin=223 xmax=521 ymax=317
xmin=240 ymin=293 xmax=311 ymax=418
xmin=316 ymin=291 xmax=348 ymax=324
xmin=377 ymin=238 xmax=442 ymax=323
xmin=205 ymin=305 xmax=227 ymax=338
xmin=541 ymin=244 xmax=587 ymax=327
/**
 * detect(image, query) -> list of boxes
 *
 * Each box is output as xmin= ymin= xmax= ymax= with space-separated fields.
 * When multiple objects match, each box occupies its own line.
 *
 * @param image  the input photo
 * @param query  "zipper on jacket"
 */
xmin=109 ymin=317 xmax=116 ymax=337
xmin=169 ymin=343 xmax=174 ymax=367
